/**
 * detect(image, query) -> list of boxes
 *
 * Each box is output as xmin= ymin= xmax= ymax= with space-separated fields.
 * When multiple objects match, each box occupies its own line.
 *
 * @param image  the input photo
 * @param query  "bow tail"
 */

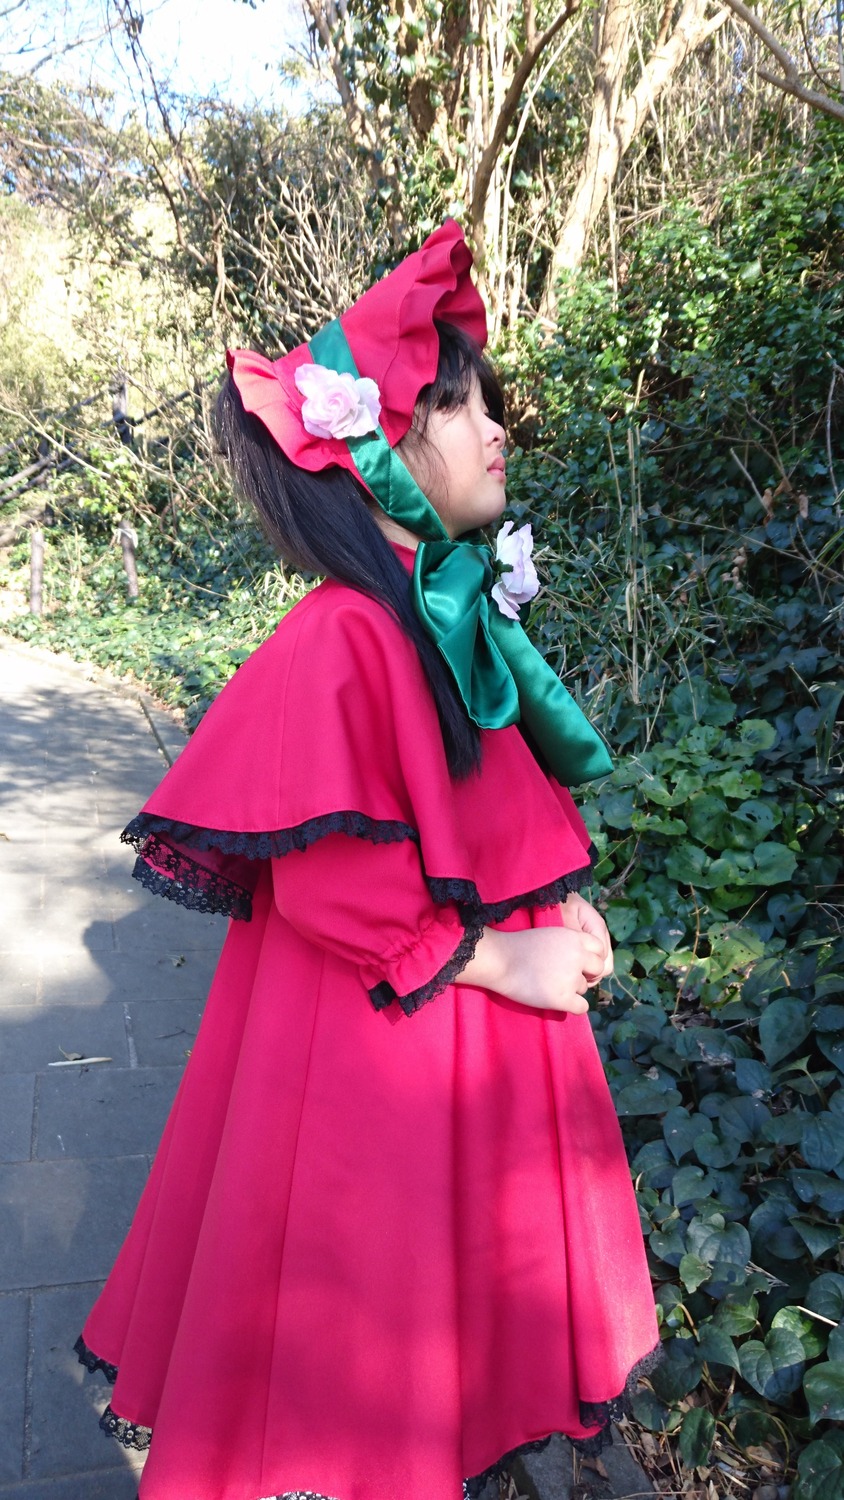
xmin=413 ymin=539 xmax=612 ymax=786
xmin=487 ymin=610 xmax=613 ymax=787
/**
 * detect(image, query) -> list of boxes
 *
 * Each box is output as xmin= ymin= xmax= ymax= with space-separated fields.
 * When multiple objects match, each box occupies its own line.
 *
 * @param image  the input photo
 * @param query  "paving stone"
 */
xmin=144 ymin=708 xmax=186 ymax=765
xmin=601 ymin=1425 xmax=654 ymax=1495
xmin=0 ymin=782 xmax=45 ymax=807
xmin=25 ymin=914 xmax=117 ymax=955
xmin=40 ymin=945 xmax=219 ymax=1007
xmin=46 ymin=847 xmax=114 ymax=874
xmin=1 ymin=874 xmax=44 ymax=921
xmin=0 ymin=1467 xmax=142 ymax=1498
xmin=0 ymin=1075 xmax=36 ymax=1161
xmin=0 ymin=1158 xmax=148 ymax=1290
xmin=0 ymin=953 xmax=40 ymax=1008
xmin=126 ymin=1000 xmax=203 ymax=1066
xmin=0 ymin=812 xmax=47 ymax=843
xmin=0 ymin=1293 xmax=28 ymax=1481
xmin=41 ymin=768 xmax=97 ymax=791
xmin=37 ymin=1067 xmax=181 ymax=1160
xmin=104 ymin=881 xmax=166 ymax=920
xmin=0 ymin=834 xmax=48 ymax=870
xmin=43 ymin=873 xmax=118 ymax=907
xmin=0 ymin=1006 xmax=128 ymax=1074
xmin=33 ymin=824 xmax=104 ymax=849
xmin=511 ymin=1428 xmax=653 ymax=1500
xmin=29 ymin=1284 xmax=146 ymax=1486
xmin=97 ymin=772 xmax=152 ymax=801
xmin=112 ymin=900 xmax=226 ymax=953
xmin=511 ymin=1434 xmax=577 ymax=1499
xmin=40 ymin=803 xmax=99 ymax=832
xmin=0 ymin=856 xmax=46 ymax=884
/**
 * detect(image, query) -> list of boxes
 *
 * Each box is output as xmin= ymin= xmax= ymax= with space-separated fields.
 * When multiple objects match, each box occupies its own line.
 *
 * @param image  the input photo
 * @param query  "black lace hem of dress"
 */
xmin=74 ymin=1334 xmax=118 ymax=1385
xmin=76 ymin=1333 xmax=664 ymax=1490
xmin=368 ymin=912 xmax=487 ymax=1016
xmin=100 ymin=1403 xmax=153 ymax=1452
xmin=463 ymin=1338 xmax=665 ymax=1496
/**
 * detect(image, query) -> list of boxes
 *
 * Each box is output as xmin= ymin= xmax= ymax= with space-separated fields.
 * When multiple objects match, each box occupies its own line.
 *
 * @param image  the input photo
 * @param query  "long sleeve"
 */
xmin=272 ymin=833 xmax=485 ymax=1015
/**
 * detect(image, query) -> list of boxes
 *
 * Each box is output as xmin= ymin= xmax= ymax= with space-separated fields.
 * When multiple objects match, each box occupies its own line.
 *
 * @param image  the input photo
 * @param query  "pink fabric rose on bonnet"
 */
xmin=294 ymin=364 xmax=381 ymax=441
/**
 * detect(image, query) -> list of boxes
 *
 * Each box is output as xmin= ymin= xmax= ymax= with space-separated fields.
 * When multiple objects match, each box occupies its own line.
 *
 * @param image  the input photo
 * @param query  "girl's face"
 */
xmin=405 ymin=375 xmax=507 ymax=539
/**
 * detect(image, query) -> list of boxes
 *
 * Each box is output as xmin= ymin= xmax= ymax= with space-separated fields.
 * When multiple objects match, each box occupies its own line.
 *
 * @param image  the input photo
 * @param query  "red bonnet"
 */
xmin=225 ymin=219 xmax=487 ymax=481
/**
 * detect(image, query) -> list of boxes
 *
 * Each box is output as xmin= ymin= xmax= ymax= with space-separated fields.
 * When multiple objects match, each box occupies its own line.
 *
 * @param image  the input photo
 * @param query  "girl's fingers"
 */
xmin=582 ymin=934 xmax=606 ymax=964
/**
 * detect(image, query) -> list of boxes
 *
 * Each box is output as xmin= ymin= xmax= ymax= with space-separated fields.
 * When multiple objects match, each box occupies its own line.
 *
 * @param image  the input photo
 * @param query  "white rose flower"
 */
xmin=491 ymin=521 xmax=540 ymax=620
xmin=294 ymin=363 xmax=381 ymax=440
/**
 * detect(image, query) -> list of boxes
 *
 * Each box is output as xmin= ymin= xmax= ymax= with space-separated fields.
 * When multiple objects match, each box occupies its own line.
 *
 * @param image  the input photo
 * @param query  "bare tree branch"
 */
xmin=720 ymin=0 xmax=844 ymax=122
xmin=470 ymin=0 xmax=584 ymax=260
xmin=540 ymin=0 xmax=731 ymax=317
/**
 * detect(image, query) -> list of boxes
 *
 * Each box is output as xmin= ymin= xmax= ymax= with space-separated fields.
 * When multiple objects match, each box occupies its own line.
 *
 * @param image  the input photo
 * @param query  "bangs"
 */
xmin=415 ymin=321 xmax=506 ymax=431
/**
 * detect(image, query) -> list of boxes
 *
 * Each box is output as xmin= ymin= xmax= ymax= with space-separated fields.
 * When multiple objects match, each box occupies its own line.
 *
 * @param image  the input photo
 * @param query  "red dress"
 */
xmin=77 ymin=548 xmax=659 ymax=1500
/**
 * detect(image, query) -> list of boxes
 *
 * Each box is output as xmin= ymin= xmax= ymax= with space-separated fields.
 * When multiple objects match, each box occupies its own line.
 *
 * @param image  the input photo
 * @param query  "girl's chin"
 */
xmin=485 ymin=492 xmax=509 ymax=526
xmin=446 ymin=492 xmax=508 ymax=539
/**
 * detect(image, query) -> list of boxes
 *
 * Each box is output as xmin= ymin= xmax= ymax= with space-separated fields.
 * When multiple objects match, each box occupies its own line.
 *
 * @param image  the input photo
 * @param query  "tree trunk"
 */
xmin=117 ymin=520 xmax=139 ymax=599
xmin=539 ymin=0 xmax=729 ymax=320
xmin=29 ymin=528 xmax=44 ymax=615
xmin=111 ymin=370 xmax=133 ymax=445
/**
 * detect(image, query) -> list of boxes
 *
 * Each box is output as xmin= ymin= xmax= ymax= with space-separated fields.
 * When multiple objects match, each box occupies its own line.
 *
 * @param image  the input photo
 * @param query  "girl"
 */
xmin=76 ymin=220 xmax=659 ymax=1500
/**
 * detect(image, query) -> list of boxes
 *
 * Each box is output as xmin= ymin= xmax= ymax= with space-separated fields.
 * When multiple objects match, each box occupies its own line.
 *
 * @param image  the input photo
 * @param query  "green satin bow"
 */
xmin=308 ymin=321 xmax=612 ymax=786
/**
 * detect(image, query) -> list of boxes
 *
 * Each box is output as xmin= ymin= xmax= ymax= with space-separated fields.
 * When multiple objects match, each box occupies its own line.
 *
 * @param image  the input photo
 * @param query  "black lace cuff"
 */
xmin=368 ymin=912 xmax=486 ymax=1016
xmin=573 ymin=1338 xmax=664 ymax=1449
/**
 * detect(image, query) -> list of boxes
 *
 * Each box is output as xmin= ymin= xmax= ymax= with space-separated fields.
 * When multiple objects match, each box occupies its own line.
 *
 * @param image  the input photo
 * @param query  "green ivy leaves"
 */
xmin=738 ymin=1330 xmax=806 ymax=1402
xmin=576 ymin=674 xmax=843 ymax=1487
xmin=795 ymin=1429 xmax=844 ymax=1500
xmin=759 ymin=1000 xmax=813 ymax=1068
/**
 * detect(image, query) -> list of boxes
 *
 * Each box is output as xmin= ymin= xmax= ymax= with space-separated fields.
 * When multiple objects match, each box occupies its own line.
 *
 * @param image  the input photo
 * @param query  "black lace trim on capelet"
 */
xmin=121 ymin=811 xmax=419 ymax=924
xmin=122 ymin=812 xmax=597 ymax=1017
xmin=75 ymin=1333 xmax=663 ymax=1494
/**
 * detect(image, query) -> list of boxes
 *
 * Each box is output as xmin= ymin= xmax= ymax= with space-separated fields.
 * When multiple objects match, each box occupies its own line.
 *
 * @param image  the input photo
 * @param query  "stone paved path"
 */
xmin=0 ymin=638 xmax=226 ymax=1498
xmin=0 ymin=634 xmax=653 ymax=1500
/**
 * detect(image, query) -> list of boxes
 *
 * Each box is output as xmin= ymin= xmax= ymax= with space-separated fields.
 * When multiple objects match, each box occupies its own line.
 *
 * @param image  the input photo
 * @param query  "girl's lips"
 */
xmin=488 ymin=459 xmax=506 ymax=476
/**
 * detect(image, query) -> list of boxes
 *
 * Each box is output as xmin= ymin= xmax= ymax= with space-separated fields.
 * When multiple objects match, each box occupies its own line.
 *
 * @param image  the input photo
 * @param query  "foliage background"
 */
xmin=1 ymin=10 xmax=843 ymax=1496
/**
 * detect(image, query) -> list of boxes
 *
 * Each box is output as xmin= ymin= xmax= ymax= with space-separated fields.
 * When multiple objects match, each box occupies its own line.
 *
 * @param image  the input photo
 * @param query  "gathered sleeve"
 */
xmin=272 ymin=833 xmax=485 ymax=1016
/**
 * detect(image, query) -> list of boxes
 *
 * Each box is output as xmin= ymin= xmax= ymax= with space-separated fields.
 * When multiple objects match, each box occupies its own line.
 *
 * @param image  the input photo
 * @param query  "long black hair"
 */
xmin=214 ymin=321 xmax=506 ymax=779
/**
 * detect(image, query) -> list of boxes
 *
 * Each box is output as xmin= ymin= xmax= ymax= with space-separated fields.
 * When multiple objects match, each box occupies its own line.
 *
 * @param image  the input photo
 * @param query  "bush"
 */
xmin=496 ymin=125 xmax=844 ymax=1495
xmin=0 ymin=494 xmax=306 ymax=728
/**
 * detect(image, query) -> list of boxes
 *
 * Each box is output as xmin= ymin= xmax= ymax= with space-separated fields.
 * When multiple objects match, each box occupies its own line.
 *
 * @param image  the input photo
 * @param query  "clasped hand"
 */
xmin=455 ymin=891 xmax=613 ymax=1014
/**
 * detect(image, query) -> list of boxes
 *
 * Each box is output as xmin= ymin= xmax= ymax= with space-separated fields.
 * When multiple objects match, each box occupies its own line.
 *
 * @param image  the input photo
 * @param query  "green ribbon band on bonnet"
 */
xmin=308 ymin=319 xmax=612 ymax=787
